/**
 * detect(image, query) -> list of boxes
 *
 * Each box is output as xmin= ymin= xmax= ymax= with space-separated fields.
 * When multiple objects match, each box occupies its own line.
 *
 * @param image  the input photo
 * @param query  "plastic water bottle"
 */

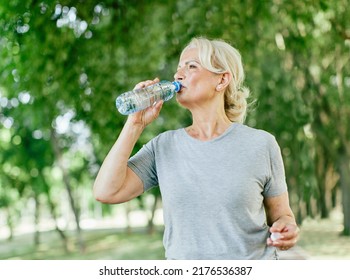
xmin=116 ymin=80 xmax=182 ymax=115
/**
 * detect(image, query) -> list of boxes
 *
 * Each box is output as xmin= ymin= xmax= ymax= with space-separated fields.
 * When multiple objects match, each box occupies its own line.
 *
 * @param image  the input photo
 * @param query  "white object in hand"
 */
xmin=270 ymin=232 xmax=282 ymax=241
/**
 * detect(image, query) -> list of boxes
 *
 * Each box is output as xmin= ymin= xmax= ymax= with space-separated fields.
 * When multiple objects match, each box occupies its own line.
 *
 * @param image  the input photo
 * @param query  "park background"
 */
xmin=0 ymin=0 xmax=349 ymax=260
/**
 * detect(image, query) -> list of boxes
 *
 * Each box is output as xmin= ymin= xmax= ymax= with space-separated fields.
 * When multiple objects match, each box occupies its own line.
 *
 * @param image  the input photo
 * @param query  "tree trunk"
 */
xmin=50 ymin=130 xmax=85 ymax=252
xmin=6 ymin=207 xmax=14 ymax=241
xmin=339 ymin=154 xmax=350 ymax=236
xmin=34 ymin=193 xmax=40 ymax=246
xmin=147 ymin=195 xmax=159 ymax=235
xmin=41 ymin=172 xmax=69 ymax=252
xmin=47 ymin=194 xmax=69 ymax=252
xmin=125 ymin=202 xmax=132 ymax=235
xmin=315 ymin=145 xmax=330 ymax=219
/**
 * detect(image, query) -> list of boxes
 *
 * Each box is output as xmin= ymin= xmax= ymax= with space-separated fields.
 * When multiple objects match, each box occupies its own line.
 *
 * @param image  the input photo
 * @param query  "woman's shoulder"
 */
xmin=237 ymin=123 xmax=274 ymax=138
xmin=150 ymin=128 xmax=184 ymax=145
xmin=235 ymin=123 xmax=278 ymax=146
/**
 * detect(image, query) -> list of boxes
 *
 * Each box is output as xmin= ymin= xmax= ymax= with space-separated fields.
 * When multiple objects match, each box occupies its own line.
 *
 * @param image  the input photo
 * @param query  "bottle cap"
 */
xmin=172 ymin=81 xmax=182 ymax=92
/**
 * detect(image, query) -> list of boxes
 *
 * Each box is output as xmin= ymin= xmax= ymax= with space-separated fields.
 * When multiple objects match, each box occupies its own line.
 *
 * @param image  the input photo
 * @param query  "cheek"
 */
xmin=188 ymin=73 xmax=217 ymax=92
xmin=190 ymin=75 xmax=208 ymax=87
xmin=199 ymin=77 xmax=217 ymax=91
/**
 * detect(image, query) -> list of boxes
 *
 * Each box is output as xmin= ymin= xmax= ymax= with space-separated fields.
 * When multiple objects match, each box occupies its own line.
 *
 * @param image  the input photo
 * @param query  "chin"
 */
xmin=176 ymin=95 xmax=189 ymax=109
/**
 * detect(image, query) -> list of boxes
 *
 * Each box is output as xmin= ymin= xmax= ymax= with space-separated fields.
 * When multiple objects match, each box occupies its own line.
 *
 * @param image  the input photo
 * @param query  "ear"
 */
xmin=215 ymin=72 xmax=231 ymax=92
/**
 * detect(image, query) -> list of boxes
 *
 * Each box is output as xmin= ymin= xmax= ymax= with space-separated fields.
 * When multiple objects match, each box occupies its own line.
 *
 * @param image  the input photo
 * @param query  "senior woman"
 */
xmin=93 ymin=37 xmax=299 ymax=259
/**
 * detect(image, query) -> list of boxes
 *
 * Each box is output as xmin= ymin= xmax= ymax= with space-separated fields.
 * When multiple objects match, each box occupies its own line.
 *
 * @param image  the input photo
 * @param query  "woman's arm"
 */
xmin=264 ymin=192 xmax=300 ymax=250
xmin=93 ymin=119 xmax=145 ymax=204
xmin=93 ymin=78 xmax=162 ymax=204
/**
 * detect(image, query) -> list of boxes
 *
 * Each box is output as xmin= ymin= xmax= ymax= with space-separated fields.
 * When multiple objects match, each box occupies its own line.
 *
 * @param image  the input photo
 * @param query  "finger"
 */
xmin=280 ymin=226 xmax=299 ymax=241
xmin=134 ymin=81 xmax=152 ymax=90
xmin=266 ymin=238 xmax=273 ymax=246
xmin=273 ymin=237 xmax=298 ymax=249
xmin=134 ymin=78 xmax=159 ymax=90
xmin=276 ymin=231 xmax=294 ymax=240
xmin=267 ymin=237 xmax=295 ymax=251
xmin=143 ymin=77 xmax=160 ymax=87
xmin=152 ymin=100 xmax=164 ymax=117
xmin=270 ymin=223 xmax=285 ymax=233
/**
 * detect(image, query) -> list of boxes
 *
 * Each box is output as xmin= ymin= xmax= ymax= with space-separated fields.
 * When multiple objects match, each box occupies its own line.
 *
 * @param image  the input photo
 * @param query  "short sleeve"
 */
xmin=127 ymin=139 xmax=158 ymax=192
xmin=263 ymin=136 xmax=288 ymax=197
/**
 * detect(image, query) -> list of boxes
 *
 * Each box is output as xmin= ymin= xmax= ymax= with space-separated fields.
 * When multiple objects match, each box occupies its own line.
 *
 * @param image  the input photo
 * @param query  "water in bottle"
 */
xmin=116 ymin=80 xmax=182 ymax=115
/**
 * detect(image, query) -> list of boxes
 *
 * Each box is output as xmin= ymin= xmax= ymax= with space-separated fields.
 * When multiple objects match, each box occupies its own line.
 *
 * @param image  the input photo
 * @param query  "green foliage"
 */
xmin=1 ymin=0 xmax=350 ymax=246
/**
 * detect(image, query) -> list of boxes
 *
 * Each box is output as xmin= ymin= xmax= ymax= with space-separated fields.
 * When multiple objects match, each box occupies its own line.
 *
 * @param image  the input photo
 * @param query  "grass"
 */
xmin=0 ymin=227 xmax=166 ymax=260
xmin=297 ymin=210 xmax=350 ymax=259
xmin=1 ymin=211 xmax=350 ymax=260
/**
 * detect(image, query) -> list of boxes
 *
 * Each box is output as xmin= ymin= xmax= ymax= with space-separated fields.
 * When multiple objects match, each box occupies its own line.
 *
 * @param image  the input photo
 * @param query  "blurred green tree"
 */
xmin=0 ymin=0 xmax=349 ymax=254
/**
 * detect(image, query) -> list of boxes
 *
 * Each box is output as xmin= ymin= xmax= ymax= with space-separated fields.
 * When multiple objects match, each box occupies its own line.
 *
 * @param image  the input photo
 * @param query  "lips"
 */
xmin=178 ymin=87 xmax=185 ymax=93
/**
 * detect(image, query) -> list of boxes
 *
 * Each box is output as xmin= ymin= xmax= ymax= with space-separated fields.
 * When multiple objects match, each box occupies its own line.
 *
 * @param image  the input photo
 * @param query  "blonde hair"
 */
xmin=182 ymin=37 xmax=250 ymax=123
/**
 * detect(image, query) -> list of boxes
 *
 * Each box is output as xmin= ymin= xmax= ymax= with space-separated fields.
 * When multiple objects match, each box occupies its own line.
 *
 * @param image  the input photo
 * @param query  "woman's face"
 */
xmin=174 ymin=47 xmax=221 ymax=108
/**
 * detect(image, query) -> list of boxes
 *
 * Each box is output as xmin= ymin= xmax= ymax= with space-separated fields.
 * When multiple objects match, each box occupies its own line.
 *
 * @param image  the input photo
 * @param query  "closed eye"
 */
xmin=176 ymin=59 xmax=200 ymax=72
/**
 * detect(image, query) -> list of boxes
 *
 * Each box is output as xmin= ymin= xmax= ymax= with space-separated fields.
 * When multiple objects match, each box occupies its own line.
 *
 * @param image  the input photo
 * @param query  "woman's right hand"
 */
xmin=126 ymin=77 xmax=164 ymax=128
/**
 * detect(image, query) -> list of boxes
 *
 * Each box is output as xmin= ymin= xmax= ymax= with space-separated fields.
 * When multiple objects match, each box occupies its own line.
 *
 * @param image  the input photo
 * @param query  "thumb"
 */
xmin=153 ymin=100 xmax=164 ymax=116
xmin=270 ymin=221 xmax=285 ymax=233
xmin=146 ymin=100 xmax=163 ymax=122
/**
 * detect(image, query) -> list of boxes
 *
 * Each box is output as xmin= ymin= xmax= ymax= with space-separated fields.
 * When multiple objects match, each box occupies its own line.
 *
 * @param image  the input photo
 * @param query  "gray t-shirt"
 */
xmin=128 ymin=123 xmax=287 ymax=259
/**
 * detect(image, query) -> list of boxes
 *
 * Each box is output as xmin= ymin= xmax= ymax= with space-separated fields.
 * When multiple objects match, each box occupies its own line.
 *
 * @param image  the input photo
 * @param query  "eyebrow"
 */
xmin=177 ymin=59 xmax=200 ymax=68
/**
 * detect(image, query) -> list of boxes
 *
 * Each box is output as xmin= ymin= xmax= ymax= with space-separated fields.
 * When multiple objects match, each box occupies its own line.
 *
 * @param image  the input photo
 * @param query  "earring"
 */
xmin=216 ymin=85 xmax=222 ymax=91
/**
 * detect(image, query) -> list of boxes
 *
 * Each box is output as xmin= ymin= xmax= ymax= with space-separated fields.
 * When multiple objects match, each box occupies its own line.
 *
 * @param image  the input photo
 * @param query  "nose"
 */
xmin=174 ymin=67 xmax=185 ymax=81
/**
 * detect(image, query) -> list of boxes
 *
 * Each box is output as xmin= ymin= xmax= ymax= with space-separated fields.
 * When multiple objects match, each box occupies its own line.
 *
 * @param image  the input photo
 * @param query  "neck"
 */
xmin=186 ymin=110 xmax=232 ymax=141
